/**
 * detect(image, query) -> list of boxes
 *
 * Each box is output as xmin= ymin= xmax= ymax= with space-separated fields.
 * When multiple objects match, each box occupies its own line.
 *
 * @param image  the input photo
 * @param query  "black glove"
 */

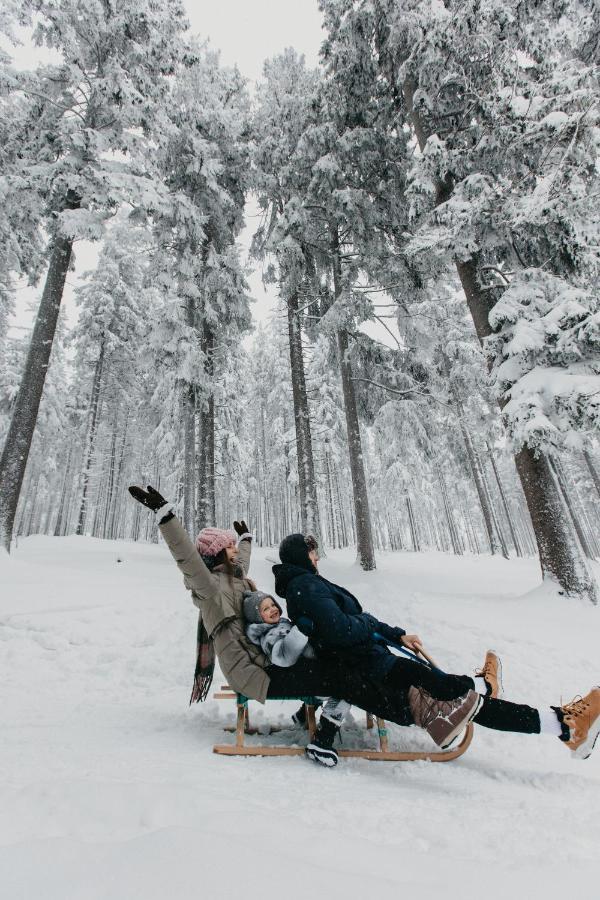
xmin=233 ymin=519 xmax=250 ymax=538
xmin=128 ymin=485 xmax=168 ymax=512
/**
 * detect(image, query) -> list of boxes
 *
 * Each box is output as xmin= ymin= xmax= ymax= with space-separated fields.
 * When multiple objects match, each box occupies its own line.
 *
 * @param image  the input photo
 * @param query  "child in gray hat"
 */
xmin=243 ymin=590 xmax=350 ymax=744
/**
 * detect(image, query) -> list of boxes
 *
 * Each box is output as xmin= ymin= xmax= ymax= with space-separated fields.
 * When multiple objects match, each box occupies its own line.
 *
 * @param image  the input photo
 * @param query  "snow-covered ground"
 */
xmin=1 ymin=535 xmax=599 ymax=900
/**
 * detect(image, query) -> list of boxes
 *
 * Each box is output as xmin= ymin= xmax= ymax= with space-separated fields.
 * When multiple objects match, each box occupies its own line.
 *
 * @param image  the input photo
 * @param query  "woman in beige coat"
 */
xmin=127 ymin=484 xmax=414 ymax=722
xmin=129 ymin=484 xmax=270 ymax=702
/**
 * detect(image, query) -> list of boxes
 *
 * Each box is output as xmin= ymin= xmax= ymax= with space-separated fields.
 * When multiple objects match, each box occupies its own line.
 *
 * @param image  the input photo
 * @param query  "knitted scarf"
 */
xmin=188 ymin=564 xmax=257 ymax=704
xmin=189 ymin=616 xmax=215 ymax=703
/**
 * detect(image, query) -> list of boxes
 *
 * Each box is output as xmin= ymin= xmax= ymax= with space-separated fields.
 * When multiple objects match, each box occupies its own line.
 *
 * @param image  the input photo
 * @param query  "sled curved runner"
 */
xmin=212 ymin=689 xmax=474 ymax=762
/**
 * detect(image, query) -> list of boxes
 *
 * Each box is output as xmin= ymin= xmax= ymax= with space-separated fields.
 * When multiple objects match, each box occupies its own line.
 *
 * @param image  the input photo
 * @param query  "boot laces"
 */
xmin=562 ymin=695 xmax=589 ymax=721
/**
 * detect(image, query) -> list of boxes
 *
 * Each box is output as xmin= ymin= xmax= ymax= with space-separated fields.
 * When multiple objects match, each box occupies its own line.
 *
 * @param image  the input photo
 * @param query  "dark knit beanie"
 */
xmin=243 ymin=590 xmax=282 ymax=625
xmin=278 ymin=533 xmax=316 ymax=572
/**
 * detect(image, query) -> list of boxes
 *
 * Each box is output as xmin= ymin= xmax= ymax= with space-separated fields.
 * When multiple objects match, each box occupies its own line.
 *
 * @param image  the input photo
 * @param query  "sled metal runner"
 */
xmin=212 ymin=687 xmax=474 ymax=762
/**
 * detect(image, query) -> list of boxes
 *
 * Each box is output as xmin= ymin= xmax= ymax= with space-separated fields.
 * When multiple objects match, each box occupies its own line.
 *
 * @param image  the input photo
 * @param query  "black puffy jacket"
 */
xmin=272 ymin=562 xmax=406 ymax=677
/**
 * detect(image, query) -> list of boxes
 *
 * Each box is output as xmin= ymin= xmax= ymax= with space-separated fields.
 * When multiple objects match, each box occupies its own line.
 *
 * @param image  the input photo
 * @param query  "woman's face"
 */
xmin=225 ymin=544 xmax=238 ymax=562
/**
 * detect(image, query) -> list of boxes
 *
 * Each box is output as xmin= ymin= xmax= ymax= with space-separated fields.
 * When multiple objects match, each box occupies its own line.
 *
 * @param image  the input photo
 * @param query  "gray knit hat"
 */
xmin=243 ymin=590 xmax=282 ymax=625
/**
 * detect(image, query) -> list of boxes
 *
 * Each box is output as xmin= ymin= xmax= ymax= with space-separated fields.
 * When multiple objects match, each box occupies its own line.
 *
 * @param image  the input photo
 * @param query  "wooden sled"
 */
xmin=212 ymin=686 xmax=474 ymax=762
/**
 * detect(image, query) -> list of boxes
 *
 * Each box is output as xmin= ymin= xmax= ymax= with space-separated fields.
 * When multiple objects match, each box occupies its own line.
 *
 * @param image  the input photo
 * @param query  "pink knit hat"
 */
xmin=195 ymin=527 xmax=237 ymax=557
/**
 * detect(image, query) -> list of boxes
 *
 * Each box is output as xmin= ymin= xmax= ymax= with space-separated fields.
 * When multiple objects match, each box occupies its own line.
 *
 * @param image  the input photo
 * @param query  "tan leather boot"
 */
xmin=559 ymin=687 xmax=600 ymax=759
xmin=475 ymin=650 xmax=503 ymax=699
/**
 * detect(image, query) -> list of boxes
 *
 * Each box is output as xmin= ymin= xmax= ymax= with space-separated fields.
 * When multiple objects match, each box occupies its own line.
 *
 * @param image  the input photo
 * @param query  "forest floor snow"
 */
xmin=1 ymin=535 xmax=599 ymax=900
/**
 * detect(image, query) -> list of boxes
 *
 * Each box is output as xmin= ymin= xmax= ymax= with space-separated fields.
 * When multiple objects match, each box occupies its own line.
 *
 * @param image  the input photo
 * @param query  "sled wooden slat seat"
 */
xmin=212 ymin=689 xmax=474 ymax=762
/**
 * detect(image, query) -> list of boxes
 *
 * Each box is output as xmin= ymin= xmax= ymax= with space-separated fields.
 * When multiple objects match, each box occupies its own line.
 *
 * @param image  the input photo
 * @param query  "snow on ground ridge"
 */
xmin=0 ymin=535 xmax=599 ymax=900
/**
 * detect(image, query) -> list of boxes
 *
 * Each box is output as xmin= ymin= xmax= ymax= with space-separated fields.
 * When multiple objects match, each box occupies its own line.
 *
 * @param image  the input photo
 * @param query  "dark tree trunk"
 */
xmin=76 ymin=339 xmax=105 ymax=536
xmin=331 ymin=239 xmax=376 ymax=570
xmin=438 ymin=466 xmax=463 ymax=555
xmin=487 ymin=447 xmax=523 ymax=557
xmin=459 ymin=418 xmax=503 ymax=556
xmin=286 ymin=288 xmax=321 ymax=542
xmin=550 ymin=457 xmax=596 ymax=560
xmin=0 ymin=207 xmax=76 ymax=551
xmin=183 ymin=384 xmax=196 ymax=533
xmin=53 ymin=443 xmax=75 ymax=537
xmin=183 ymin=296 xmax=196 ymax=535
xmin=583 ymin=451 xmax=600 ymax=500
xmin=403 ymin=79 xmax=597 ymax=602
xmin=197 ymin=324 xmax=215 ymax=530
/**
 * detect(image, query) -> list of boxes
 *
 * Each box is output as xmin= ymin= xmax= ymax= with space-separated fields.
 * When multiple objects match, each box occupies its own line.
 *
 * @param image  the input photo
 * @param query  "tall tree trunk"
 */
xmin=54 ymin=443 xmax=75 ymax=537
xmin=0 ymin=204 xmax=77 ymax=551
xmin=459 ymin=416 xmax=503 ymax=556
xmin=404 ymin=79 xmax=597 ymax=602
xmin=101 ymin=415 xmax=119 ymax=539
xmin=76 ymin=340 xmax=106 ymax=536
xmin=583 ymin=451 xmax=600 ymax=500
xmin=197 ymin=324 xmax=215 ymax=530
xmin=331 ymin=241 xmax=376 ymax=570
xmin=183 ymin=384 xmax=196 ymax=534
xmin=406 ymin=495 xmax=419 ymax=551
xmin=286 ymin=288 xmax=322 ymax=542
xmin=487 ymin=446 xmax=523 ymax=557
xmin=550 ymin=457 xmax=596 ymax=560
xmin=183 ymin=296 xmax=197 ymax=534
xmin=438 ymin=466 xmax=462 ymax=555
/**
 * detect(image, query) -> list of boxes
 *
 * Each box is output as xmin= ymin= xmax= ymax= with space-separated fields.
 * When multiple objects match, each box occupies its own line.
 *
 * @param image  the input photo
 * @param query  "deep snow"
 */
xmin=1 ymin=535 xmax=599 ymax=900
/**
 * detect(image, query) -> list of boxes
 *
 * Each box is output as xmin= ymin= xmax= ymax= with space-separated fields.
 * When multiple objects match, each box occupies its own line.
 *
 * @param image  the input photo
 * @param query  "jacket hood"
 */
xmin=272 ymin=562 xmax=314 ymax=599
xmin=278 ymin=533 xmax=316 ymax=573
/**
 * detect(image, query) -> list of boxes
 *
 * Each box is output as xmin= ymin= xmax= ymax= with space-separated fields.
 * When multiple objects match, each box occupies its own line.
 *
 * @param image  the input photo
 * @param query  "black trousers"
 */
xmin=267 ymin=656 xmax=541 ymax=735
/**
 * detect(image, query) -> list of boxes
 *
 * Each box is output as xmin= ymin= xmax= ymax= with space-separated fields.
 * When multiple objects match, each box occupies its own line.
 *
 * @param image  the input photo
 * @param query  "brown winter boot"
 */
xmin=408 ymin=686 xmax=483 ymax=750
xmin=558 ymin=687 xmax=600 ymax=759
xmin=475 ymin=650 xmax=503 ymax=699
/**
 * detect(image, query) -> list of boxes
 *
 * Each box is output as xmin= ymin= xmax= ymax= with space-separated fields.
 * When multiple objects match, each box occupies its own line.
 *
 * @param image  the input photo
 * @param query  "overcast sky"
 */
xmin=8 ymin=2 xmax=396 ymax=349
xmin=8 ymin=1 xmax=325 ymax=335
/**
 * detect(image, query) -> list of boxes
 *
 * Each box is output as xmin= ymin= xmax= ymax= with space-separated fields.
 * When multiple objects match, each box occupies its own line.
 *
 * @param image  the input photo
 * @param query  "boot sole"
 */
xmin=572 ymin=716 xmax=600 ymax=760
xmin=306 ymin=744 xmax=339 ymax=767
xmin=491 ymin=651 xmax=504 ymax=699
xmin=439 ymin=693 xmax=484 ymax=750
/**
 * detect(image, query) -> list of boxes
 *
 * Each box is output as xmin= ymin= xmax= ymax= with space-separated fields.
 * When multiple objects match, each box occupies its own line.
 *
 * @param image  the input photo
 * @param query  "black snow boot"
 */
xmin=292 ymin=701 xmax=321 ymax=727
xmin=306 ymin=715 xmax=340 ymax=767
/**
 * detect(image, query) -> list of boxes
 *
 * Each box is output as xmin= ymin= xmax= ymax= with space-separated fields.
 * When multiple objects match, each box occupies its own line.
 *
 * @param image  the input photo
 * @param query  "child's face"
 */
xmin=259 ymin=597 xmax=280 ymax=625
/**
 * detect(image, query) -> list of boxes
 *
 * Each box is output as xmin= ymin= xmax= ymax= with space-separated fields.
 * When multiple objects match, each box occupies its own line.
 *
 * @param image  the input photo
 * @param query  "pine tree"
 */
xmin=0 ymin=0 xmax=190 ymax=550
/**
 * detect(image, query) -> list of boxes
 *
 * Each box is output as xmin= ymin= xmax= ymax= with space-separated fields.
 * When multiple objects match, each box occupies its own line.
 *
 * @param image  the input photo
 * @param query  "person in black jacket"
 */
xmin=272 ymin=533 xmax=600 ymax=768
xmin=273 ymin=534 xmax=484 ymax=765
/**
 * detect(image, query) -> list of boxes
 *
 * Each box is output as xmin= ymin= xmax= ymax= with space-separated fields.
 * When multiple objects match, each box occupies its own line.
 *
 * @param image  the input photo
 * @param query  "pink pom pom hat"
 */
xmin=195 ymin=527 xmax=237 ymax=558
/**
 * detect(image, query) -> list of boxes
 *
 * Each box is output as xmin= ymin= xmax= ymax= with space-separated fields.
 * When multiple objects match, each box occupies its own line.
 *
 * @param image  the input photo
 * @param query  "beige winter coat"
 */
xmin=159 ymin=516 xmax=270 ymax=702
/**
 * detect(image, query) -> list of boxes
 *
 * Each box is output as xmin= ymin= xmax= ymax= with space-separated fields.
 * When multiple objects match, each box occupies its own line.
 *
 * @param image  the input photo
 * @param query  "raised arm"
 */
xmin=159 ymin=515 xmax=218 ymax=602
xmin=128 ymin=485 xmax=218 ymax=603
xmin=233 ymin=519 xmax=252 ymax=576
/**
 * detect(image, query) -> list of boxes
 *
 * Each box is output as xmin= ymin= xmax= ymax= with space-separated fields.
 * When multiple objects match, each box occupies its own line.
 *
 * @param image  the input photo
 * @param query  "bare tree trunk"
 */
xmin=438 ymin=466 xmax=463 ymax=555
xmin=406 ymin=495 xmax=419 ymax=551
xmin=550 ymin=457 xmax=597 ymax=560
xmin=583 ymin=451 xmax=600 ymax=500
xmin=183 ymin=385 xmax=196 ymax=533
xmin=404 ymin=78 xmax=597 ymax=602
xmin=0 ymin=205 xmax=77 ymax=551
xmin=487 ymin=446 xmax=523 ymax=557
xmin=331 ymin=241 xmax=375 ymax=570
xmin=182 ymin=296 xmax=197 ymax=534
xmin=54 ymin=443 xmax=75 ymax=537
xmin=197 ymin=324 xmax=215 ymax=530
xmin=76 ymin=340 xmax=105 ymax=536
xmin=286 ymin=288 xmax=322 ymax=543
xmin=459 ymin=417 xmax=503 ymax=555
xmin=101 ymin=416 xmax=119 ymax=538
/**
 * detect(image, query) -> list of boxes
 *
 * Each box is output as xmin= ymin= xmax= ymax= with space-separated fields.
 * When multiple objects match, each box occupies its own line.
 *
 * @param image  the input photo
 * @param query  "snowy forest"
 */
xmin=1 ymin=0 xmax=600 ymax=602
